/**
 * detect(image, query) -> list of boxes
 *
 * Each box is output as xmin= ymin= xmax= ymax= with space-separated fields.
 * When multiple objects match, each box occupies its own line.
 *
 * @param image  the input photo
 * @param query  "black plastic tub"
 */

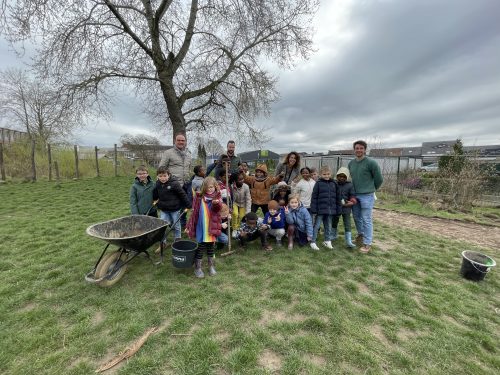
xmin=172 ymin=240 xmax=198 ymax=268
xmin=460 ymin=251 xmax=496 ymax=281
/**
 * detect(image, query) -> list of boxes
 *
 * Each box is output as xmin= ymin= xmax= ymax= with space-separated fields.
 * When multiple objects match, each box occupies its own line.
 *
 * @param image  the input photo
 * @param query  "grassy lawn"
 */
xmin=0 ymin=177 xmax=498 ymax=375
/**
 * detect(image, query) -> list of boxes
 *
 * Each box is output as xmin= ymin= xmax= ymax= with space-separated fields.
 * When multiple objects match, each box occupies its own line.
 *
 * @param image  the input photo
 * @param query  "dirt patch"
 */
xmin=18 ymin=302 xmax=37 ymax=312
xmin=258 ymin=349 xmax=282 ymax=372
xmin=369 ymin=324 xmax=392 ymax=347
xmin=92 ymin=311 xmax=105 ymax=326
xmin=374 ymin=209 xmax=500 ymax=249
xmin=396 ymin=328 xmax=418 ymax=341
xmin=259 ymin=310 xmax=306 ymax=325
xmin=356 ymin=282 xmax=371 ymax=294
xmin=303 ymin=353 xmax=326 ymax=366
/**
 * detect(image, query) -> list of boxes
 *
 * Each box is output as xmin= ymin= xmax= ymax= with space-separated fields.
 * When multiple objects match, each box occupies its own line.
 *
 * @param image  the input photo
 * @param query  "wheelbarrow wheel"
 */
xmin=94 ymin=251 xmax=128 ymax=287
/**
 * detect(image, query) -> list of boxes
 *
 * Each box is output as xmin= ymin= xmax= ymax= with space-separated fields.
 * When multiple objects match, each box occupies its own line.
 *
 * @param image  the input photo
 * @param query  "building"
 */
xmin=239 ymin=149 xmax=281 ymax=169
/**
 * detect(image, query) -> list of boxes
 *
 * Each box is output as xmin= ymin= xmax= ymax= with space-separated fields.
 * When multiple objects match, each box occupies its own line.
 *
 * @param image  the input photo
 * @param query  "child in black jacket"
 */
xmin=153 ymin=166 xmax=191 ymax=241
xmin=309 ymin=165 xmax=342 ymax=250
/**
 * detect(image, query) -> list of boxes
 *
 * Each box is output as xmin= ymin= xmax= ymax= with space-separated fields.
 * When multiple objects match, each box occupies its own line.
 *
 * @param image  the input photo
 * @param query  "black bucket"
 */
xmin=171 ymin=240 xmax=198 ymax=268
xmin=460 ymin=251 xmax=496 ymax=281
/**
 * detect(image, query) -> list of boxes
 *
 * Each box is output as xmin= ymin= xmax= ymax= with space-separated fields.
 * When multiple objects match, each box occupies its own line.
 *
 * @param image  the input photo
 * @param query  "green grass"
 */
xmin=0 ymin=177 xmax=499 ymax=374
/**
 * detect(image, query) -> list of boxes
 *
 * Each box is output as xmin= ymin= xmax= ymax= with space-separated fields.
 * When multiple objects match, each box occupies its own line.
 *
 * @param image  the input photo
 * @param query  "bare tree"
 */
xmin=0 ymin=68 xmax=86 ymax=144
xmin=0 ymin=0 xmax=318 ymax=144
xmin=120 ymin=133 xmax=162 ymax=166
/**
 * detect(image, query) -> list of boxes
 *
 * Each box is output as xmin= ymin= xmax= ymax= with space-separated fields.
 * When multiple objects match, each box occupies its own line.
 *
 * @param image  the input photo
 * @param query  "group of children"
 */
xmin=130 ymin=160 xmax=358 ymax=278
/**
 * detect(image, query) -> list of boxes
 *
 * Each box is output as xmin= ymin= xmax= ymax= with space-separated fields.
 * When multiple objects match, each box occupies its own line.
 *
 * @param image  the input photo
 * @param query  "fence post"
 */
xmin=31 ymin=138 xmax=37 ymax=182
xmin=74 ymin=145 xmax=79 ymax=179
xmin=396 ymin=156 xmax=401 ymax=195
xmin=54 ymin=161 xmax=60 ymax=182
xmin=0 ymin=142 xmax=6 ymax=181
xmin=95 ymin=146 xmax=100 ymax=177
xmin=47 ymin=143 xmax=52 ymax=181
xmin=114 ymin=143 xmax=118 ymax=177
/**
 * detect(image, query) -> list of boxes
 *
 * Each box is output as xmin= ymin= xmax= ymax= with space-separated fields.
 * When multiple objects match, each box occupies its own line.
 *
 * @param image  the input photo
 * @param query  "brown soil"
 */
xmin=374 ymin=209 xmax=500 ymax=249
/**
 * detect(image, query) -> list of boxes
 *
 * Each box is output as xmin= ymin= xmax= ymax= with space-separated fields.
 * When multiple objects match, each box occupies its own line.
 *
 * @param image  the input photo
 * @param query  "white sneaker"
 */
xmin=322 ymin=241 xmax=333 ymax=249
xmin=232 ymin=231 xmax=238 ymax=239
xmin=310 ymin=243 xmax=320 ymax=251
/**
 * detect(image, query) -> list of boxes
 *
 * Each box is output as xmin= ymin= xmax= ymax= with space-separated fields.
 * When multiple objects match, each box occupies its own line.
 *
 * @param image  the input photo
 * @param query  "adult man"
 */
xmin=208 ymin=140 xmax=241 ymax=177
xmin=348 ymin=140 xmax=383 ymax=253
xmin=159 ymin=133 xmax=192 ymax=185
xmin=159 ymin=133 xmax=192 ymax=229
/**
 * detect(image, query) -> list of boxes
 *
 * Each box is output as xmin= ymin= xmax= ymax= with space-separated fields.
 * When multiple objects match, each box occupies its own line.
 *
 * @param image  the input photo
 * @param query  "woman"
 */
xmin=274 ymin=151 xmax=301 ymax=185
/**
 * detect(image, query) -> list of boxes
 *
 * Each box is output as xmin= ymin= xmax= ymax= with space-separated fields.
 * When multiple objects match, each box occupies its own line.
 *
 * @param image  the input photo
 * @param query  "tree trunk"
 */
xmin=158 ymin=75 xmax=186 ymax=143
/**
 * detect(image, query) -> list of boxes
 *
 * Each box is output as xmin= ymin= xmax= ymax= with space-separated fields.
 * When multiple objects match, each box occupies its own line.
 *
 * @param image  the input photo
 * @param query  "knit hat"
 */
xmin=268 ymin=200 xmax=280 ymax=210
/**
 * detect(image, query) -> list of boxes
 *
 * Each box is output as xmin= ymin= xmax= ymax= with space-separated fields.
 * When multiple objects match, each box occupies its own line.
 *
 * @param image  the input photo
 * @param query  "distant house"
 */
xmin=369 ymin=148 xmax=403 ymax=157
xmin=0 ymin=127 xmax=28 ymax=144
xmin=327 ymin=149 xmax=354 ymax=156
xmin=421 ymin=141 xmax=457 ymax=162
xmin=239 ymin=149 xmax=280 ymax=169
xmin=101 ymin=145 xmax=173 ymax=166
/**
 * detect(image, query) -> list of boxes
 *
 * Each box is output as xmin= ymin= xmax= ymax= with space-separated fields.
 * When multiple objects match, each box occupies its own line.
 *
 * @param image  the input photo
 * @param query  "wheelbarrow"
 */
xmin=85 ymin=212 xmax=187 ymax=287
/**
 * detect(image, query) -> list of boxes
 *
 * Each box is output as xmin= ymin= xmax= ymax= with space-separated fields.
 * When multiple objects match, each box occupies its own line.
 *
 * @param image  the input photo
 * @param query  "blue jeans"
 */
xmin=313 ymin=214 xmax=333 ymax=242
xmin=217 ymin=232 xmax=228 ymax=244
xmin=352 ymin=193 xmax=375 ymax=245
xmin=160 ymin=209 xmax=182 ymax=240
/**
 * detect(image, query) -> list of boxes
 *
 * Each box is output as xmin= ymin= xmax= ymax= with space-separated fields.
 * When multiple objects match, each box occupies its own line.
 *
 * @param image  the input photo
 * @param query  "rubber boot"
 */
xmin=194 ymin=259 xmax=204 ymax=278
xmin=345 ymin=232 xmax=356 ymax=248
xmin=208 ymin=257 xmax=217 ymax=276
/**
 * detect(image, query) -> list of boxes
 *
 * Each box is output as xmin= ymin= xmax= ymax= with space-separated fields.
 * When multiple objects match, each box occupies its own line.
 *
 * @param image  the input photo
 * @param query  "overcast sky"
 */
xmin=2 ymin=0 xmax=500 ymax=154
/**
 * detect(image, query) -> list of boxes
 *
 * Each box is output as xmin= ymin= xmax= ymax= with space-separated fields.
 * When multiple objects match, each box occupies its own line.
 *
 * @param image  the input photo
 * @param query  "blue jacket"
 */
xmin=264 ymin=208 xmax=286 ymax=229
xmin=310 ymin=178 xmax=342 ymax=216
xmin=285 ymin=203 xmax=313 ymax=238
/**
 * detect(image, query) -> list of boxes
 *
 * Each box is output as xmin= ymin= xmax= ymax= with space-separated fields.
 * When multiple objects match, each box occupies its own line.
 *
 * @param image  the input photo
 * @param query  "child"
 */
xmin=234 ymin=212 xmax=272 ymax=251
xmin=309 ymin=166 xmax=342 ymax=250
xmin=217 ymin=168 xmax=232 ymax=205
xmin=191 ymin=165 xmax=206 ymax=194
xmin=309 ymin=167 xmax=319 ymax=182
xmin=153 ymin=166 xmax=192 ymax=241
xmin=243 ymin=164 xmax=283 ymax=215
xmin=284 ymin=194 xmax=313 ymax=250
xmin=231 ymin=172 xmax=252 ymax=234
xmin=272 ymin=181 xmax=291 ymax=208
xmin=216 ymin=203 xmax=230 ymax=249
xmin=186 ymin=176 xmax=222 ymax=278
xmin=130 ymin=165 xmax=157 ymax=216
xmin=291 ymin=167 xmax=316 ymax=213
xmin=263 ymin=200 xmax=286 ymax=246
xmin=333 ymin=167 xmax=357 ymax=248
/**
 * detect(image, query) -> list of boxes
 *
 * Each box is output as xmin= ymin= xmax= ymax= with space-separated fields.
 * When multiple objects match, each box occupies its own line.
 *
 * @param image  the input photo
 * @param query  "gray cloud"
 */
xmin=260 ymin=0 xmax=500 ymax=153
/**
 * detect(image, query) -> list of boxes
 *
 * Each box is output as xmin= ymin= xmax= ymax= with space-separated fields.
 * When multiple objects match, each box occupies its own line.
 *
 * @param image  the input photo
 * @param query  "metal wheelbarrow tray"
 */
xmin=85 ymin=215 xmax=169 ymax=287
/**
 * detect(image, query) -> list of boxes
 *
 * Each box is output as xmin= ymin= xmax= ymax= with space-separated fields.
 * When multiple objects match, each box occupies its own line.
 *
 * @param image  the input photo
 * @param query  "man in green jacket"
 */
xmin=348 ymin=140 xmax=383 ymax=253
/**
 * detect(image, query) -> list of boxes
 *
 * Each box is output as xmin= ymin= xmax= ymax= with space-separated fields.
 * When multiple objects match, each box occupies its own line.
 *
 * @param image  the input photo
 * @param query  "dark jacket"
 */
xmin=336 ymin=167 xmax=357 ymax=214
xmin=310 ymin=178 xmax=342 ymax=216
xmin=153 ymin=177 xmax=191 ymax=212
xmin=130 ymin=176 xmax=155 ymax=215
